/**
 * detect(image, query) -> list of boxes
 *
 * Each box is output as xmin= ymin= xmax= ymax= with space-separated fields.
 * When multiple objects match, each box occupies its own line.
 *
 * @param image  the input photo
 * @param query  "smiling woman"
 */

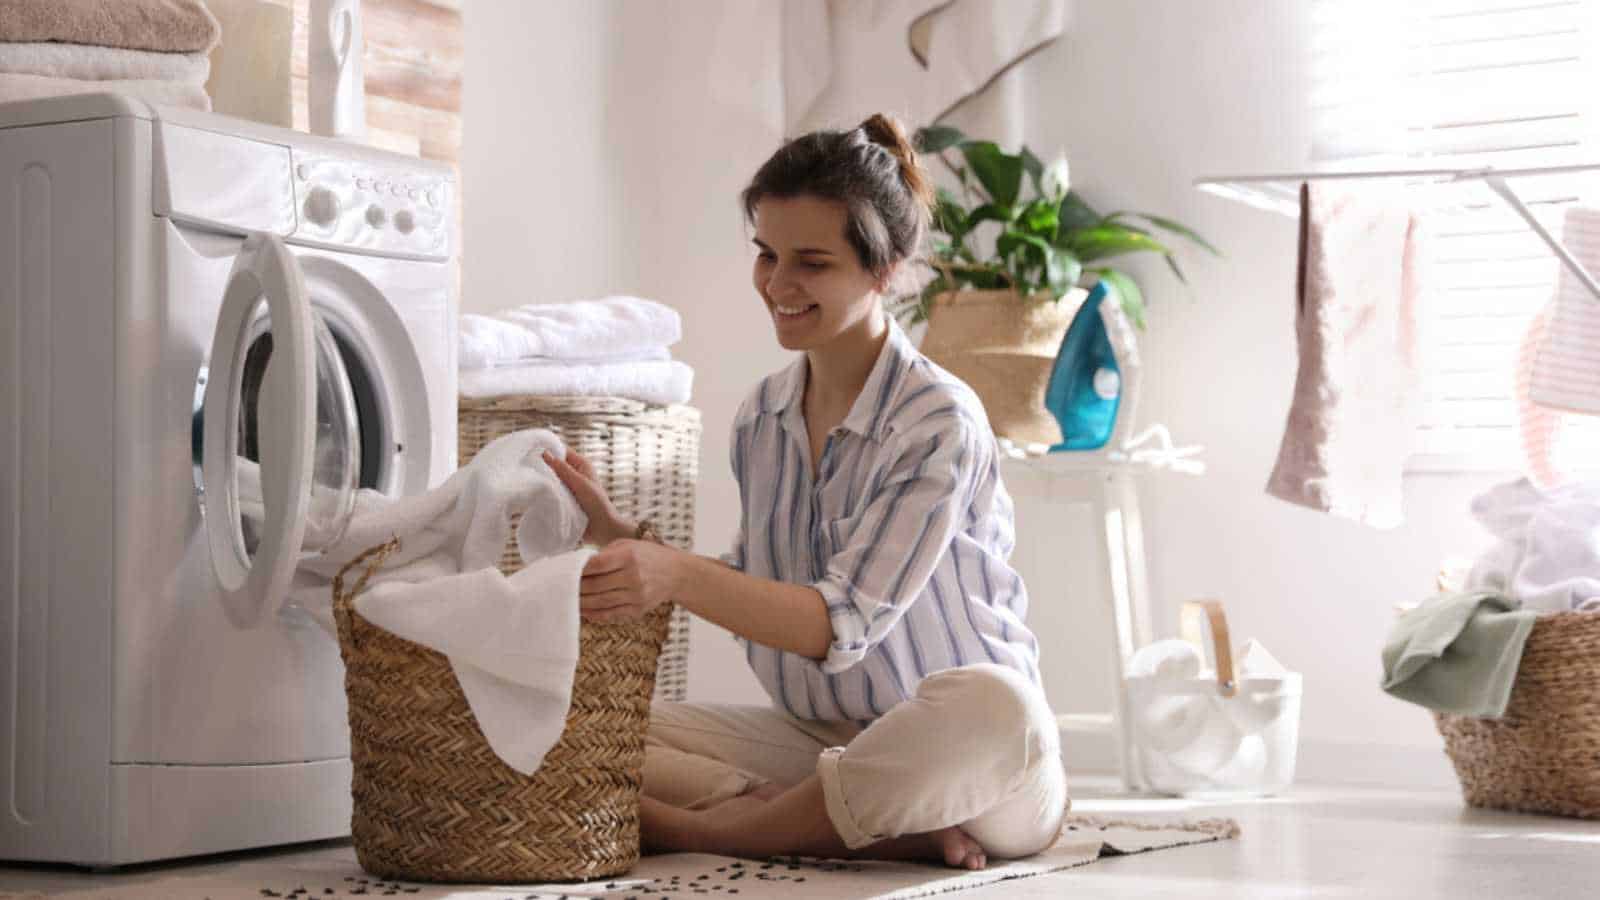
xmin=545 ymin=113 xmax=1070 ymax=871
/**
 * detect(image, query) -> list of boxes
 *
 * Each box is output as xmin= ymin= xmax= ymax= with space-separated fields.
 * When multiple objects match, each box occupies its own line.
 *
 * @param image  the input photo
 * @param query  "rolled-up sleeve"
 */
xmin=810 ymin=417 xmax=981 ymax=674
xmin=718 ymin=420 xmax=750 ymax=571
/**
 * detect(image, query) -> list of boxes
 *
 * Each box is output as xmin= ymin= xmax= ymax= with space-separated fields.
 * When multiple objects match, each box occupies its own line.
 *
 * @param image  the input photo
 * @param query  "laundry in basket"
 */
xmin=1124 ymin=600 xmax=1302 ymax=796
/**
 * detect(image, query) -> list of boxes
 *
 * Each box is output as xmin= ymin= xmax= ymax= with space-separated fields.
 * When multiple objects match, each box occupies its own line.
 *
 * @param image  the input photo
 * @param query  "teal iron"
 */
xmin=1045 ymin=281 xmax=1141 ymax=453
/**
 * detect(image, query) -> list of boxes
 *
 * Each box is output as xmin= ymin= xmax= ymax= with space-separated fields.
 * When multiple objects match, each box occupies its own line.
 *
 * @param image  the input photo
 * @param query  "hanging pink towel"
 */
xmin=1266 ymin=182 xmax=1429 ymax=529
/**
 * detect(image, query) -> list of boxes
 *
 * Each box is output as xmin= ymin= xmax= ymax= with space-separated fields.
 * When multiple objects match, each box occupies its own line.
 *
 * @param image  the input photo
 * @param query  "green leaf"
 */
xmin=1066 ymin=226 xmax=1172 ymax=262
xmin=915 ymin=125 xmax=968 ymax=154
xmin=1122 ymin=212 xmax=1222 ymax=256
xmin=1164 ymin=254 xmax=1188 ymax=285
xmin=1095 ymin=268 xmax=1146 ymax=331
xmin=1056 ymin=192 xmax=1101 ymax=233
xmin=933 ymin=187 xmax=969 ymax=238
xmin=1020 ymin=199 xmax=1059 ymax=237
xmin=967 ymin=202 xmax=1017 ymax=227
xmin=1020 ymin=147 xmax=1045 ymax=198
xmin=959 ymin=142 xmax=1025 ymax=208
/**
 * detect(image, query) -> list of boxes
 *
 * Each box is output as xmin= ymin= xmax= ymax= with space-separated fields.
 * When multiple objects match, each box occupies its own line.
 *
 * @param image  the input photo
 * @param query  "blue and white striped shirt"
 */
xmin=722 ymin=317 xmax=1041 ymax=722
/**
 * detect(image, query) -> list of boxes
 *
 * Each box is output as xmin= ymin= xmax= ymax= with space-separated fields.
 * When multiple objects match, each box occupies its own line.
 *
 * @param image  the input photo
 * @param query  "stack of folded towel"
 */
xmin=459 ymin=296 xmax=694 ymax=406
xmin=0 ymin=0 xmax=219 ymax=111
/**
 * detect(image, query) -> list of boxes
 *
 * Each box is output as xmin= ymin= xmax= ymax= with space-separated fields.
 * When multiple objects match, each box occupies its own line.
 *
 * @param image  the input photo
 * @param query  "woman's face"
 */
xmin=751 ymin=195 xmax=888 ymax=352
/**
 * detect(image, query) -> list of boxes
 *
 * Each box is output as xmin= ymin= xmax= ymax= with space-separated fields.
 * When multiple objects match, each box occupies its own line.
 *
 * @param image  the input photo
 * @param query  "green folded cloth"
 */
xmin=1381 ymin=590 xmax=1537 ymax=718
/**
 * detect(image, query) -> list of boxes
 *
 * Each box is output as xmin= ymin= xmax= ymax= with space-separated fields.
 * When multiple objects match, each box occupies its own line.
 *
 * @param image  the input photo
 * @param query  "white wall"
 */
xmin=463 ymin=0 xmax=1496 ymax=787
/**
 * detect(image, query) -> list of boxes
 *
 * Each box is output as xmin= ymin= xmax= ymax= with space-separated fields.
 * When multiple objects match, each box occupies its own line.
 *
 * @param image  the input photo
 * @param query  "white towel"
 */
xmin=458 ymin=359 xmax=695 ymax=406
xmin=0 ymin=42 xmax=210 ymax=83
xmin=286 ymin=429 xmax=590 ymax=775
xmin=354 ymin=550 xmax=591 ymax=776
xmin=1265 ymin=182 xmax=1428 ymax=529
xmin=0 ymin=72 xmax=211 ymax=111
xmin=458 ymin=297 xmax=682 ymax=370
xmin=1465 ymin=478 xmax=1600 ymax=613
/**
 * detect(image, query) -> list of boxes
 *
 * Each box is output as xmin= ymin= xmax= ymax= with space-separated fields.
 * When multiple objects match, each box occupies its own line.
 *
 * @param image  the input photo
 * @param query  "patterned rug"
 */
xmin=26 ymin=816 xmax=1239 ymax=900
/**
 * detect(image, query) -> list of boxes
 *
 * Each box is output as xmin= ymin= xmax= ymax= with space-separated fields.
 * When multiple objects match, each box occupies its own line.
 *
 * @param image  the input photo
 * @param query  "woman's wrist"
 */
xmin=600 ymin=516 xmax=637 ymax=547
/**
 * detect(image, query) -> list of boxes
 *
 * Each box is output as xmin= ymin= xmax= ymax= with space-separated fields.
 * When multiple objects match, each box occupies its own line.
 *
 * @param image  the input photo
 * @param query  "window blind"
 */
xmin=1311 ymin=0 xmax=1600 ymax=467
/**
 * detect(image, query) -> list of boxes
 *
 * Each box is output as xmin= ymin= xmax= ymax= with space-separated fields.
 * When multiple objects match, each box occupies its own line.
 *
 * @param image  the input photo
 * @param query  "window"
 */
xmin=1311 ymin=0 xmax=1600 ymax=470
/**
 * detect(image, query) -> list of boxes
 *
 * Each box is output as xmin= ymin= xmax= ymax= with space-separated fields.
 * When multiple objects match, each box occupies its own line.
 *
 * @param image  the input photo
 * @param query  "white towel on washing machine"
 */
xmin=285 ymin=428 xmax=590 ymax=775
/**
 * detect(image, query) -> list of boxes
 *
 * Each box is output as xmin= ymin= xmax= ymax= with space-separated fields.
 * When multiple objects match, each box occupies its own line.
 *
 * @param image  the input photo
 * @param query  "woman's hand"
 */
xmin=543 ymin=449 xmax=632 ymax=546
xmin=579 ymin=539 xmax=682 ymax=623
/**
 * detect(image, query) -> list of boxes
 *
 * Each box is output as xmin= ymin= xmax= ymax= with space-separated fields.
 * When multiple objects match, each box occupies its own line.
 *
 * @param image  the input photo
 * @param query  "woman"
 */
xmin=545 ymin=113 xmax=1065 ymax=871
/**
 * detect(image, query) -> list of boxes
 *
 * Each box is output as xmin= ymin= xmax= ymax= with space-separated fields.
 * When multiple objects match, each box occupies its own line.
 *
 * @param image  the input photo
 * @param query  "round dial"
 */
xmin=365 ymin=204 xmax=387 ymax=229
xmin=303 ymin=187 xmax=340 ymax=226
xmin=394 ymin=210 xmax=416 ymax=234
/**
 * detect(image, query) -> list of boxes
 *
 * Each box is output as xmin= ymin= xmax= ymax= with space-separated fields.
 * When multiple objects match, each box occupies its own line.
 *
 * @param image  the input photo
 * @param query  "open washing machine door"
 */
xmin=201 ymin=232 xmax=361 ymax=627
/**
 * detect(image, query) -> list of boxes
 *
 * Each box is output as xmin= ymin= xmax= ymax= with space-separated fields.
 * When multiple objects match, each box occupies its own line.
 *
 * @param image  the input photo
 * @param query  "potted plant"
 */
xmin=900 ymin=124 xmax=1218 ymax=446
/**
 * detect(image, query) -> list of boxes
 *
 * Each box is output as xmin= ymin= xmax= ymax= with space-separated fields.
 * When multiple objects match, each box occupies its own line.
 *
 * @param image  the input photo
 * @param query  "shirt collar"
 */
xmin=768 ymin=316 xmax=915 ymax=442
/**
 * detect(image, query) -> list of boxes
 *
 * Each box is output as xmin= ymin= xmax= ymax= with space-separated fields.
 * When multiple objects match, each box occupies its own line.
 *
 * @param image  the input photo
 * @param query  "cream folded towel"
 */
xmin=0 ymin=0 xmax=221 ymax=54
xmin=1266 ymin=182 xmax=1428 ymax=528
xmin=458 ymin=359 xmax=695 ymax=406
xmin=0 ymin=73 xmax=211 ymax=111
xmin=459 ymin=297 xmax=683 ymax=369
xmin=0 ymin=42 xmax=210 ymax=84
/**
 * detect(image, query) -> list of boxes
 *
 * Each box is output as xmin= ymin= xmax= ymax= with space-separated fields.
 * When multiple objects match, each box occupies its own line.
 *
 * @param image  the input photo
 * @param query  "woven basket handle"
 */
xmin=1179 ymin=598 xmax=1238 ymax=698
xmin=331 ymin=537 xmax=402 ymax=649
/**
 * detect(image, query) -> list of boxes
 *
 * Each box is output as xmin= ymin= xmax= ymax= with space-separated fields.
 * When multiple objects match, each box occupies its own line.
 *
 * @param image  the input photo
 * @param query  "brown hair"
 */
xmin=741 ymin=113 xmax=934 ymax=282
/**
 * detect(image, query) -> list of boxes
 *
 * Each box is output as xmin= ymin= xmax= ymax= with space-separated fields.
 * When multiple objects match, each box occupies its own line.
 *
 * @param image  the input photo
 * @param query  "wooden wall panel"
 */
xmin=269 ymin=0 xmax=463 ymax=166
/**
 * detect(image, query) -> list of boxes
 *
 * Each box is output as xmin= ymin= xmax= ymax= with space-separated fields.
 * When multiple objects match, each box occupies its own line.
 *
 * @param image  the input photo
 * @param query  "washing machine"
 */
xmin=0 ymin=94 xmax=458 ymax=866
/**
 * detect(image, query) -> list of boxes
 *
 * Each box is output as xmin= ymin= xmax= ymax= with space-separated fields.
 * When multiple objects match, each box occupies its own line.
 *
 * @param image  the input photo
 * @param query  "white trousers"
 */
xmin=642 ymin=663 xmax=1069 ymax=859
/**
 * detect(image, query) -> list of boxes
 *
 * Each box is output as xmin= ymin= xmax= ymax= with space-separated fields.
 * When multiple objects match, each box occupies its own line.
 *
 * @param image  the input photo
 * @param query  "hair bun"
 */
xmin=859 ymin=113 xmax=934 ymax=213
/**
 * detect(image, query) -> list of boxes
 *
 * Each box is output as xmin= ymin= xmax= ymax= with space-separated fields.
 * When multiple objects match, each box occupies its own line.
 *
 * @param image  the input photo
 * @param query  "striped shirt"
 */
xmin=722 ymin=317 xmax=1040 ymax=722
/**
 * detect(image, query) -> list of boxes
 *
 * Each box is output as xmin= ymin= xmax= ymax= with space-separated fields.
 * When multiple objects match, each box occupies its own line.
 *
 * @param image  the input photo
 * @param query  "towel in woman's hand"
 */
xmin=1266 ymin=182 xmax=1429 ymax=528
xmin=0 ymin=42 xmax=211 ymax=84
xmin=287 ymin=429 xmax=591 ymax=775
xmin=459 ymin=296 xmax=683 ymax=369
xmin=0 ymin=0 xmax=221 ymax=54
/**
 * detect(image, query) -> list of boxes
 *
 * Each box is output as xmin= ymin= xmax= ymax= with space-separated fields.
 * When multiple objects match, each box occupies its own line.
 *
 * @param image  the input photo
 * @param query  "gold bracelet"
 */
xmin=634 ymin=519 xmax=663 ymax=544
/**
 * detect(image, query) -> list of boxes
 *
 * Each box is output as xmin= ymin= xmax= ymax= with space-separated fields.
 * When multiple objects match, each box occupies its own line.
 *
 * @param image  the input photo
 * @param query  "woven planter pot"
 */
xmin=1434 ymin=609 xmax=1600 ymax=818
xmin=918 ymin=288 xmax=1087 ymax=446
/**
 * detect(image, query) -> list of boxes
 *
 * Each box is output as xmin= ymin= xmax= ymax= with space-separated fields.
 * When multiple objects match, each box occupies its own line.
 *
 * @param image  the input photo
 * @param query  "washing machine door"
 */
xmin=202 ymin=232 xmax=361 ymax=627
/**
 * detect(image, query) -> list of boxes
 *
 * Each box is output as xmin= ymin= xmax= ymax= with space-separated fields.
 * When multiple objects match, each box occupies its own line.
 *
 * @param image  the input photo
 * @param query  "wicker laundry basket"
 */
xmin=1434 ymin=609 xmax=1600 ymax=819
xmin=333 ymin=540 xmax=672 ymax=882
xmin=458 ymin=394 xmax=701 ymax=702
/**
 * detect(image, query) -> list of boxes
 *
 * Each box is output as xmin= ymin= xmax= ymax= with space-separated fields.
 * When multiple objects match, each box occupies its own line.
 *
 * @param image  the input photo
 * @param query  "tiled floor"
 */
xmin=4 ymin=778 xmax=1597 ymax=899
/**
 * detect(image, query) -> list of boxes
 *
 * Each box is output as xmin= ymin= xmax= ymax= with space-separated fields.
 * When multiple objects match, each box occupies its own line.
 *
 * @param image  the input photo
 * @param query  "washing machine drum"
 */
xmin=201 ymin=233 xmax=361 ymax=627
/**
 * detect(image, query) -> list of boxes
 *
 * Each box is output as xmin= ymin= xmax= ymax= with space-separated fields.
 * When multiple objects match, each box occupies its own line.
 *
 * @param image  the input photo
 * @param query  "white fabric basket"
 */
xmin=1124 ymin=600 xmax=1302 ymax=797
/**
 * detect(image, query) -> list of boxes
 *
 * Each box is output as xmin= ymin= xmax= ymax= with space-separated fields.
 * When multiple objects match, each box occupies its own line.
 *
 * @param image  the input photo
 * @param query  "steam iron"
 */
xmin=1045 ymin=281 xmax=1141 ymax=452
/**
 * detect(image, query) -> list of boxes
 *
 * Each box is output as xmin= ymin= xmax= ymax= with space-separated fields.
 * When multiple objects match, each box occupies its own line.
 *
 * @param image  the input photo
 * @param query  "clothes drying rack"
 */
xmin=1194 ymin=164 xmax=1600 ymax=306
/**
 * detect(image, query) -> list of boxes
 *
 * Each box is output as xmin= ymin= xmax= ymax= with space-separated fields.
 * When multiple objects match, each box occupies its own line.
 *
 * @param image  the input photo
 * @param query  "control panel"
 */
xmin=289 ymin=150 xmax=453 ymax=261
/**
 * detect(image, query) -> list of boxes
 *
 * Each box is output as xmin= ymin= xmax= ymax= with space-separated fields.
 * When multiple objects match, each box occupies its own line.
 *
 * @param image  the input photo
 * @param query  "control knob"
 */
xmin=366 ymin=204 xmax=387 ymax=229
xmin=303 ymin=187 xmax=340 ymax=227
xmin=394 ymin=210 xmax=416 ymax=234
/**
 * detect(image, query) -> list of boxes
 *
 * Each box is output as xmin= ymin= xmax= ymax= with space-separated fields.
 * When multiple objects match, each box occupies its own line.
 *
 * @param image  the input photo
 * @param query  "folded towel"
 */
xmin=459 ymin=297 xmax=683 ymax=369
xmin=1381 ymin=590 xmax=1536 ymax=718
xmin=459 ymin=359 xmax=695 ymax=406
xmin=0 ymin=73 xmax=211 ymax=111
xmin=0 ymin=42 xmax=210 ymax=83
xmin=1465 ymin=478 xmax=1600 ymax=613
xmin=0 ymin=0 xmax=221 ymax=54
xmin=1266 ymin=182 xmax=1428 ymax=529
xmin=288 ymin=429 xmax=590 ymax=775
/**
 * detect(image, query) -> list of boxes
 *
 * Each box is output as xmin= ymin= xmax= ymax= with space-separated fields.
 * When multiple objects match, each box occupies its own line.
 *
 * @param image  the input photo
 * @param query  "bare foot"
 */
xmin=929 ymin=825 xmax=987 ymax=870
